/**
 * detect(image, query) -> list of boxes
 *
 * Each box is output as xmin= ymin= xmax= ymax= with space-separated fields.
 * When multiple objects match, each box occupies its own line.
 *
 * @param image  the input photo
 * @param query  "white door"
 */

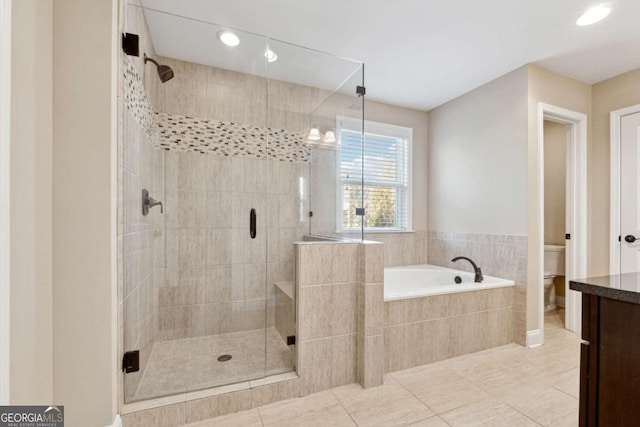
xmin=620 ymin=111 xmax=640 ymax=273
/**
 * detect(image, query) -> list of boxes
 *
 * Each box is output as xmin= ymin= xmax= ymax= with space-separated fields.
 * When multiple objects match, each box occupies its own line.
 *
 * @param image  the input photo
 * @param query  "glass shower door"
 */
xmin=123 ymin=6 xmax=273 ymax=402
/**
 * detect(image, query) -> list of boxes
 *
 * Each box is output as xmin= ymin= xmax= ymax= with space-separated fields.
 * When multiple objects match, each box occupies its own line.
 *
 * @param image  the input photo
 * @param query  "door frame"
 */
xmin=0 ymin=0 xmax=11 ymax=405
xmin=609 ymin=104 xmax=640 ymax=275
xmin=535 ymin=103 xmax=587 ymax=344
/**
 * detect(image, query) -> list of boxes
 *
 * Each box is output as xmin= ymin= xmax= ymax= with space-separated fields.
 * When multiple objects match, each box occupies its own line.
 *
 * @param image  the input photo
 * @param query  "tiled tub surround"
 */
xmin=121 ymin=240 xmax=385 ymax=426
xmin=428 ymin=231 xmax=527 ymax=345
xmin=384 ymin=286 xmax=516 ymax=373
xmin=365 ymin=231 xmax=429 ymax=267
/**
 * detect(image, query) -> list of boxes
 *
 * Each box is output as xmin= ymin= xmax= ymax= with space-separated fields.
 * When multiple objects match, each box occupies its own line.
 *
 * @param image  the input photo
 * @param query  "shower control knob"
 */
xmin=624 ymin=235 xmax=638 ymax=243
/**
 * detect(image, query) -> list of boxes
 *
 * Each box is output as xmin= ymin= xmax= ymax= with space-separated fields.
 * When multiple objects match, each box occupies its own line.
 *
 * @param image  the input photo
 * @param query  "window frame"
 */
xmin=335 ymin=115 xmax=413 ymax=233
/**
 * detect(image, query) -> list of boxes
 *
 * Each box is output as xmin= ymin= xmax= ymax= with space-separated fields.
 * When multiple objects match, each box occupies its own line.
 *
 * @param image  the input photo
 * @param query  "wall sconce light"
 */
xmin=308 ymin=128 xmax=321 ymax=141
xmin=323 ymin=131 xmax=336 ymax=143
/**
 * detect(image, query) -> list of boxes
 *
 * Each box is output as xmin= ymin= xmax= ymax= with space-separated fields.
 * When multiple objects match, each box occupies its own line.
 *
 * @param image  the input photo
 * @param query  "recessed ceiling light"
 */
xmin=265 ymin=48 xmax=278 ymax=63
xmin=576 ymin=4 xmax=612 ymax=26
xmin=218 ymin=31 xmax=240 ymax=47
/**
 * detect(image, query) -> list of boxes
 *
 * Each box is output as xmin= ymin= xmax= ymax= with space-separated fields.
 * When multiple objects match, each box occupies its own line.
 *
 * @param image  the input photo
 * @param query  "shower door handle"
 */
xmin=250 ymin=208 xmax=256 ymax=239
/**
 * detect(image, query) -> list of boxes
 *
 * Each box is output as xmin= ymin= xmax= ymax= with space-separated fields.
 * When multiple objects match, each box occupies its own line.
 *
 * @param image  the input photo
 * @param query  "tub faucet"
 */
xmin=451 ymin=256 xmax=483 ymax=283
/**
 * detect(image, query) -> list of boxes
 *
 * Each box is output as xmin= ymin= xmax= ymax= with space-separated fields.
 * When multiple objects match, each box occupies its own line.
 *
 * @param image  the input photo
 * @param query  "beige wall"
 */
xmin=527 ymin=64 xmax=592 ymax=330
xmin=428 ymin=66 xmax=528 ymax=235
xmin=52 ymin=0 xmax=117 ymax=425
xmin=543 ymin=120 xmax=567 ymax=246
xmin=591 ymin=68 xmax=640 ymax=276
xmin=9 ymin=0 xmax=53 ymax=404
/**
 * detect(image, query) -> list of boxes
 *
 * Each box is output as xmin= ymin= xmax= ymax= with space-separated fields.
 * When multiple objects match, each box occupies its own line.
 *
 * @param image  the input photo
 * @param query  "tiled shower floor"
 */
xmin=132 ymin=328 xmax=293 ymax=401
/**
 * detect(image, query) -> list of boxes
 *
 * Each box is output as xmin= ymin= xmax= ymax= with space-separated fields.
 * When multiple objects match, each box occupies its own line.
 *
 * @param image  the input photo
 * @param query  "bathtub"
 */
xmin=384 ymin=264 xmax=515 ymax=301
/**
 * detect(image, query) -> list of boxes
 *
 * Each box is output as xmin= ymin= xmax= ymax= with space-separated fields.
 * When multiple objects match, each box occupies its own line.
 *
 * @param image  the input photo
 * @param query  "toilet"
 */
xmin=544 ymin=245 xmax=566 ymax=312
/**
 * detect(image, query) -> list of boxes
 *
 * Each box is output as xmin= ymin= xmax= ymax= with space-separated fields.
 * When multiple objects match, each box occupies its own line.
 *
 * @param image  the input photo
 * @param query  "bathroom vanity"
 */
xmin=570 ymin=274 xmax=640 ymax=427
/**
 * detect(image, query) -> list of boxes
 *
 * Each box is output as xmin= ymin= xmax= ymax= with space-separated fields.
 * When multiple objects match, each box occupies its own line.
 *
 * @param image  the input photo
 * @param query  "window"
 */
xmin=337 ymin=116 xmax=412 ymax=232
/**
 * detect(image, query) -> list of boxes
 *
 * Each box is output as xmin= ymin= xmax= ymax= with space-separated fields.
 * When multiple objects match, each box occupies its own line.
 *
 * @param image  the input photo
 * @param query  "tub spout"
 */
xmin=451 ymin=256 xmax=483 ymax=283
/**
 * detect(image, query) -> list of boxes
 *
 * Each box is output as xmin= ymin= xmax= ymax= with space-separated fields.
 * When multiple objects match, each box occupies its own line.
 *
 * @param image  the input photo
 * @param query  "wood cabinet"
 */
xmin=579 ymin=293 xmax=640 ymax=426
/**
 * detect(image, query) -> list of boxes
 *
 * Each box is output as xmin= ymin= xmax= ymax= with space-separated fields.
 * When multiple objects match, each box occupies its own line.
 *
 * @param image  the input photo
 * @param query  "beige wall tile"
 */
xmin=250 ymin=378 xmax=301 ymax=408
xmin=491 ymin=306 xmax=515 ymax=346
xmin=298 ymin=334 xmax=357 ymax=395
xmin=165 ymin=228 xmax=208 ymax=267
xmin=121 ymin=403 xmax=185 ymax=427
xmin=385 ymin=318 xmax=452 ymax=373
xmin=361 ymin=283 xmax=384 ymax=336
xmin=385 ymin=294 xmax=451 ymax=326
xmin=298 ymin=283 xmax=356 ymax=340
xmin=296 ymin=243 xmax=358 ymax=286
xmin=359 ymin=242 xmax=384 ymax=283
xmin=359 ymin=334 xmax=384 ymax=388
xmin=205 ymin=156 xmax=231 ymax=192
xmin=205 ymin=192 xmax=232 ymax=228
xmin=450 ymin=311 xmax=492 ymax=355
xmin=449 ymin=290 xmax=490 ymax=316
xmin=184 ymin=389 xmax=252 ymax=424
xmin=206 ymin=229 xmax=232 ymax=265
xmin=165 ymin=151 xmax=207 ymax=191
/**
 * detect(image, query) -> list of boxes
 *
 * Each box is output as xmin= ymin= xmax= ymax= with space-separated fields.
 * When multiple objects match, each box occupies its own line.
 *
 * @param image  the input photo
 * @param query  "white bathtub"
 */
xmin=384 ymin=264 xmax=515 ymax=301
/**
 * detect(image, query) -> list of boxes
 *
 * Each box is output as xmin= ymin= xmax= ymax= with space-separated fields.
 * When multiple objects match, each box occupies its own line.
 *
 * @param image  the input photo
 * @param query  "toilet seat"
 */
xmin=544 ymin=271 xmax=555 ymax=279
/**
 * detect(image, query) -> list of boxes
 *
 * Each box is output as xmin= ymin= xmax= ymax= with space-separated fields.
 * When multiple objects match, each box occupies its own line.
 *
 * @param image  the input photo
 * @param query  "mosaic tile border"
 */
xmin=155 ymin=112 xmax=311 ymax=163
xmin=122 ymin=55 xmax=311 ymax=163
xmin=123 ymin=55 xmax=156 ymax=135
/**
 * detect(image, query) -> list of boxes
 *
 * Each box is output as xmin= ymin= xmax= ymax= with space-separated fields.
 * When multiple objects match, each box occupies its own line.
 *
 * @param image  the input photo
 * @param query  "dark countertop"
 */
xmin=570 ymin=273 xmax=640 ymax=304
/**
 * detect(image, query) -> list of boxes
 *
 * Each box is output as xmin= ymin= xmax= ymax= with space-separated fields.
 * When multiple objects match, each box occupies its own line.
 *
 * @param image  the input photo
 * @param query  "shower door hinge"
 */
xmin=355 ymin=207 xmax=365 ymax=216
xmin=286 ymin=335 xmax=296 ymax=346
xmin=122 ymin=33 xmax=140 ymax=57
xmin=356 ymin=86 xmax=366 ymax=97
xmin=122 ymin=350 xmax=140 ymax=373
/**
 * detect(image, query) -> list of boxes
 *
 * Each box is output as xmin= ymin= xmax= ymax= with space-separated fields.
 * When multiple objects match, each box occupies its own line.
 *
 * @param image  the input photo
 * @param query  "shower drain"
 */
xmin=217 ymin=354 xmax=232 ymax=362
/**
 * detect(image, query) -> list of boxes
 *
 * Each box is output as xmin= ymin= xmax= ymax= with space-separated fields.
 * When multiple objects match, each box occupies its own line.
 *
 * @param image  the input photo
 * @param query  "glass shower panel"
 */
xmin=123 ymin=6 xmax=273 ymax=402
xmin=122 ymin=3 xmax=360 ymax=405
xmin=308 ymin=64 xmax=365 ymax=240
xmin=259 ymin=36 xmax=365 ymax=378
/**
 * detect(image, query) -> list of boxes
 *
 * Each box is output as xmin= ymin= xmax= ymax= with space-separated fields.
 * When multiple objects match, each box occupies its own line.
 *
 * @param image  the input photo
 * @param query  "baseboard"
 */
xmin=526 ymin=329 xmax=543 ymax=348
xmin=556 ymin=296 xmax=565 ymax=308
xmin=108 ymin=414 xmax=122 ymax=427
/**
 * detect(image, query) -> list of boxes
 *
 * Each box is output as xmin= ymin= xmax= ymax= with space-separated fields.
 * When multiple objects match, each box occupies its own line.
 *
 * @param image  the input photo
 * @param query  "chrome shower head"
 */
xmin=144 ymin=54 xmax=174 ymax=83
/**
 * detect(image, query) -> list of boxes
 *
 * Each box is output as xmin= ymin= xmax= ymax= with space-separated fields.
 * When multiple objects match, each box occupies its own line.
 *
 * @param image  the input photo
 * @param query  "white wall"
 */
xmin=428 ymin=66 xmax=528 ymax=235
xmin=52 ymin=0 xmax=117 ymax=425
xmin=9 ymin=0 xmax=53 ymax=405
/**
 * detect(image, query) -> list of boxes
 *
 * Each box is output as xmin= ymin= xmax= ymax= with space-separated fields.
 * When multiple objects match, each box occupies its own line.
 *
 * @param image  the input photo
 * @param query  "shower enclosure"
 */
xmin=120 ymin=3 xmax=364 ymax=403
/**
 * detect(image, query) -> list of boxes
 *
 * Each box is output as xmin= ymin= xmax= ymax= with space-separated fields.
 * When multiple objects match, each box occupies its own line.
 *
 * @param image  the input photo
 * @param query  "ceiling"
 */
xmin=139 ymin=0 xmax=640 ymax=111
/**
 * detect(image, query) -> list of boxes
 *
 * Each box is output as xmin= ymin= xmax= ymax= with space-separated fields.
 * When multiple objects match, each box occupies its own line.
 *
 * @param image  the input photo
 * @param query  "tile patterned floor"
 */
xmin=132 ymin=328 xmax=293 ymax=401
xmin=184 ymin=308 xmax=579 ymax=426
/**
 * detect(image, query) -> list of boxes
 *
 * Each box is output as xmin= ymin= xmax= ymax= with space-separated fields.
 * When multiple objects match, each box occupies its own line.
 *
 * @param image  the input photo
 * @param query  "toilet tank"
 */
xmin=544 ymin=244 xmax=566 ymax=276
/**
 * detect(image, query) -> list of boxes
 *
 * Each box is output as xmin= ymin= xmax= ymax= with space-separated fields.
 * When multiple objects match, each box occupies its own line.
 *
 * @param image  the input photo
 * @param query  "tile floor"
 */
xmin=131 ymin=328 xmax=293 ymax=401
xmin=184 ymin=309 xmax=579 ymax=426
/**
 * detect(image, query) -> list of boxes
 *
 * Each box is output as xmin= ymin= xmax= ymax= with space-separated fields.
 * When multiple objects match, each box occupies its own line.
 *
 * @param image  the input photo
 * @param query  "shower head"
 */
xmin=144 ymin=54 xmax=174 ymax=83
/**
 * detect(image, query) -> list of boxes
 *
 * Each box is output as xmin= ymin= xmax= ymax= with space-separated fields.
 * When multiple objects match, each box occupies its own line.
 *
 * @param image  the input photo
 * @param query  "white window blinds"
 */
xmin=337 ymin=117 xmax=412 ymax=231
